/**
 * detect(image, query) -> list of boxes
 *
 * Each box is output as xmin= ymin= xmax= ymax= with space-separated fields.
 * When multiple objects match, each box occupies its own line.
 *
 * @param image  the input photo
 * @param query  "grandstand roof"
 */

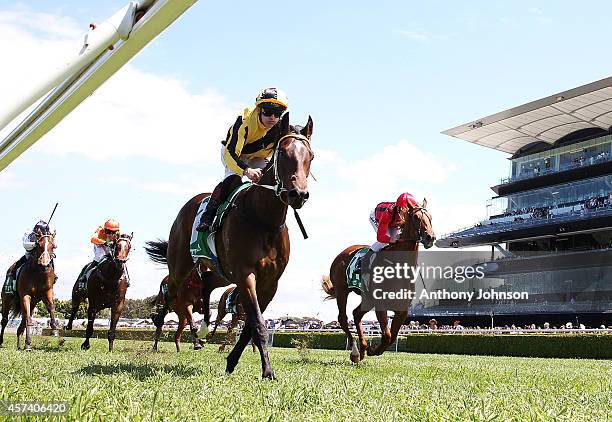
xmin=442 ymin=76 xmax=612 ymax=155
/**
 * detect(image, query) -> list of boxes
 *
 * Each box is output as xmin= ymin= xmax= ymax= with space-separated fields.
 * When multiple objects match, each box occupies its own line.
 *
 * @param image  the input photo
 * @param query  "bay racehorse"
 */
xmin=150 ymin=270 xmax=208 ymax=352
xmin=322 ymin=200 xmax=435 ymax=362
xmin=145 ymin=113 xmax=313 ymax=378
xmin=207 ymin=286 xmax=255 ymax=353
xmin=0 ymin=227 xmax=58 ymax=351
xmin=66 ymin=233 xmax=133 ymax=351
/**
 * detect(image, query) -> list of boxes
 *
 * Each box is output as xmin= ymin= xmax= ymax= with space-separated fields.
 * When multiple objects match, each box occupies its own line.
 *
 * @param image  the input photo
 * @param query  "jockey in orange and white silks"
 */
xmin=90 ymin=219 xmax=121 ymax=262
xmin=196 ymin=87 xmax=289 ymax=232
xmin=75 ymin=219 xmax=121 ymax=290
xmin=369 ymin=193 xmax=418 ymax=252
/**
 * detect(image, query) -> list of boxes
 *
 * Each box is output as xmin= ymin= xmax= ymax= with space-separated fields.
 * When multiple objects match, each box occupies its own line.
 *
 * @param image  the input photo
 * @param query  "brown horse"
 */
xmin=322 ymin=200 xmax=435 ymax=363
xmin=66 ymin=233 xmax=133 ymax=351
xmin=151 ymin=270 xmax=208 ymax=352
xmin=207 ymin=286 xmax=255 ymax=353
xmin=0 ymin=227 xmax=58 ymax=351
xmin=145 ymin=113 xmax=313 ymax=378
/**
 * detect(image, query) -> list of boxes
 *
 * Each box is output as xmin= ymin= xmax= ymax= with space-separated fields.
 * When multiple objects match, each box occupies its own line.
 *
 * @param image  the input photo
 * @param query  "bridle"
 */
xmin=255 ymin=134 xmax=313 ymax=204
xmin=35 ymin=233 xmax=56 ymax=266
xmin=397 ymin=206 xmax=432 ymax=244
xmin=111 ymin=236 xmax=132 ymax=263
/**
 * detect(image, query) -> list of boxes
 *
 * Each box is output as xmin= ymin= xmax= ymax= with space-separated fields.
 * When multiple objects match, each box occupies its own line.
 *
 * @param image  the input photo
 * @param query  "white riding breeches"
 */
xmin=93 ymin=244 xmax=111 ymax=262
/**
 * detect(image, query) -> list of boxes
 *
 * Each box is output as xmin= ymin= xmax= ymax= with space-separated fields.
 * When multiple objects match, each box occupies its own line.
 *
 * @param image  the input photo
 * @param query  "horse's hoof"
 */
xmin=194 ymin=343 xmax=202 ymax=351
xmin=262 ymin=370 xmax=276 ymax=380
xmin=350 ymin=353 xmax=360 ymax=364
xmin=81 ymin=343 xmax=90 ymax=351
xmin=25 ymin=347 xmax=32 ymax=352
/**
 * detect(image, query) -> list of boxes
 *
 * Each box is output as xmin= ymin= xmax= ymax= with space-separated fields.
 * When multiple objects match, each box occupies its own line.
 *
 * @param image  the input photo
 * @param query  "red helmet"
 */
xmin=395 ymin=192 xmax=417 ymax=208
xmin=104 ymin=219 xmax=120 ymax=232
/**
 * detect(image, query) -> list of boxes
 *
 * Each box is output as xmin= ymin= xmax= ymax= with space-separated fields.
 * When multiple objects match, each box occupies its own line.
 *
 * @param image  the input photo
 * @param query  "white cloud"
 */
xmin=393 ymin=29 xmax=430 ymax=41
xmin=0 ymin=170 xmax=26 ymax=190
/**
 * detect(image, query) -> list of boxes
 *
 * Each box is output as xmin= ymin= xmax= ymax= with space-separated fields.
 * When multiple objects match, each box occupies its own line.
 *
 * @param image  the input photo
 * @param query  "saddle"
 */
xmin=189 ymin=182 xmax=252 ymax=273
xmin=346 ymin=247 xmax=370 ymax=293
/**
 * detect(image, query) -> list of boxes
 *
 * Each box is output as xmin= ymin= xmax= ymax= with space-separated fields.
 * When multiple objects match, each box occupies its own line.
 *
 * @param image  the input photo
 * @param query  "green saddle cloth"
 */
xmin=346 ymin=247 xmax=370 ymax=293
xmin=190 ymin=182 xmax=252 ymax=262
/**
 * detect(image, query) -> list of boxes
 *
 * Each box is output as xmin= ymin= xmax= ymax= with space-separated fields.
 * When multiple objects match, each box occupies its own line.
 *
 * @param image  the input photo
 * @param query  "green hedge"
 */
xmin=403 ymin=333 xmax=612 ymax=359
xmin=43 ymin=328 xmax=229 ymax=344
xmin=43 ymin=329 xmax=612 ymax=359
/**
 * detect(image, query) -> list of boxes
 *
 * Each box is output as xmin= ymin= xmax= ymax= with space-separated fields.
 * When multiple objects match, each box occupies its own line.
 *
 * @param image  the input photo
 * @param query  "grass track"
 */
xmin=0 ymin=336 xmax=610 ymax=421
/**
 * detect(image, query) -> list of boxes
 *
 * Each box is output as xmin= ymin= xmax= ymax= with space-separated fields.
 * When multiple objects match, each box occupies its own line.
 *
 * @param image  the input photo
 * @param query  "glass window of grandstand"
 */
xmin=509 ymin=135 xmax=612 ymax=182
xmin=488 ymin=175 xmax=612 ymax=222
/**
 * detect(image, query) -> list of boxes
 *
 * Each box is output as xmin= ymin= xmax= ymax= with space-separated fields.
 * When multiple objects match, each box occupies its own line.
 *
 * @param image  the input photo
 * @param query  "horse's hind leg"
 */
xmin=152 ymin=319 xmax=163 ymax=351
xmin=336 ymin=291 xmax=358 ymax=363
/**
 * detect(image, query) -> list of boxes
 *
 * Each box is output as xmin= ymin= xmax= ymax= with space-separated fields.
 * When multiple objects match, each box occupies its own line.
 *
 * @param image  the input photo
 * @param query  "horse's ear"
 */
xmin=280 ymin=112 xmax=290 ymax=136
xmin=300 ymin=115 xmax=313 ymax=139
xmin=422 ymin=198 xmax=428 ymax=208
xmin=130 ymin=232 xmax=134 ymax=240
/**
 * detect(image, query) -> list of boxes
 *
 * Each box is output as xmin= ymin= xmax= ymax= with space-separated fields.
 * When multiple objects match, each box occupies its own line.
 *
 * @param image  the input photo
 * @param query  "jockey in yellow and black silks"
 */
xmin=196 ymin=87 xmax=289 ymax=232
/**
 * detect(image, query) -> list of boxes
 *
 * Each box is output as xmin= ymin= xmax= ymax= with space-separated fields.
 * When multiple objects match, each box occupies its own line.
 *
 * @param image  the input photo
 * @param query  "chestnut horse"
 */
xmin=322 ymin=200 xmax=435 ymax=362
xmin=207 ymin=286 xmax=255 ymax=353
xmin=66 ymin=233 xmax=133 ymax=351
xmin=150 ymin=270 xmax=208 ymax=352
xmin=145 ymin=113 xmax=313 ymax=378
xmin=0 ymin=227 xmax=58 ymax=351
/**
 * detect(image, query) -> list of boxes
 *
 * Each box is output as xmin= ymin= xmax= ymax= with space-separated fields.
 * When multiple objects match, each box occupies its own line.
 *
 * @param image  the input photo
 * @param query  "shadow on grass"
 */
xmin=78 ymin=363 xmax=198 ymax=380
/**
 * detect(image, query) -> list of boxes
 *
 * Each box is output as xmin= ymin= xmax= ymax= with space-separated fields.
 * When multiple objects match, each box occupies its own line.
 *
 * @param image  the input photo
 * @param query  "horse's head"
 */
xmin=33 ymin=225 xmax=56 ymax=267
xmin=112 ymin=233 xmax=133 ymax=263
xmin=394 ymin=199 xmax=435 ymax=249
xmin=268 ymin=113 xmax=314 ymax=209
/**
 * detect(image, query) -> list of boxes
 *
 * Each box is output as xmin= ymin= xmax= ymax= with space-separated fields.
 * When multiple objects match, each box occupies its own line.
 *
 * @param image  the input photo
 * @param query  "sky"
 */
xmin=1 ymin=1 xmax=612 ymax=322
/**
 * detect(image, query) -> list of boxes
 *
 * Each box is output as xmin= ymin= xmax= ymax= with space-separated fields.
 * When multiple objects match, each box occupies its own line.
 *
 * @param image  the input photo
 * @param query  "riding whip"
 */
xmin=293 ymin=209 xmax=308 ymax=239
xmin=47 ymin=202 xmax=59 ymax=224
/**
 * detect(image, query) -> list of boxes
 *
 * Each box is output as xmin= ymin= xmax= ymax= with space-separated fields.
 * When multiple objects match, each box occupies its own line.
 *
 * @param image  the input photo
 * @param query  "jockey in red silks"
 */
xmin=369 ymin=192 xmax=418 ymax=252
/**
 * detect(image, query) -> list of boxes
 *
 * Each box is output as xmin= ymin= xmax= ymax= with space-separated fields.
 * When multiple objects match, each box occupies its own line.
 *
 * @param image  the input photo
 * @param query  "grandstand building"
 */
xmin=422 ymin=77 xmax=612 ymax=326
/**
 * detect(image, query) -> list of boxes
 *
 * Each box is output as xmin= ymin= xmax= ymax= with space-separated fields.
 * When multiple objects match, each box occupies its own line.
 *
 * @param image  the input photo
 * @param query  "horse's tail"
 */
xmin=144 ymin=239 xmax=168 ymax=265
xmin=321 ymin=275 xmax=336 ymax=300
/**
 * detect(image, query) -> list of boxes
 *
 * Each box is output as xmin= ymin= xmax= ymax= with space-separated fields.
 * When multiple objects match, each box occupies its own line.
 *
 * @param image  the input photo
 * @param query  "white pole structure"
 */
xmin=0 ymin=0 xmax=197 ymax=172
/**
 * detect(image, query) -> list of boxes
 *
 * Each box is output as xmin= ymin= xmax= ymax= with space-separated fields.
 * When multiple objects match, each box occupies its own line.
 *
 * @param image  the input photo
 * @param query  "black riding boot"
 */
xmin=196 ymin=182 xmax=223 ymax=232
xmin=76 ymin=261 xmax=96 ymax=291
xmin=196 ymin=175 xmax=242 ymax=232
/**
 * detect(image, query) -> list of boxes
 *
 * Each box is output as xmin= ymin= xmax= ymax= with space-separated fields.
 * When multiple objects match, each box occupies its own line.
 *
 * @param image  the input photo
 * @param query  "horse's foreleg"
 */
xmin=207 ymin=311 xmax=224 ymax=343
xmin=43 ymin=290 xmax=58 ymax=337
xmin=21 ymin=295 xmax=33 ymax=351
xmin=226 ymin=321 xmax=253 ymax=373
xmin=352 ymin=306 xmax=369 ymax=362
xmin=108 ymin=301 xmax=124 ymax=352
xmin=152 ymin=322 xmax=162 ymax=352
xmin=368 ymin=310 xmax=391 ymax=356
xmin=388 ymin=311 xmax=408 ymax=348
xmin=235 ymin=274 xmax=274 ymax=379
xmin=175 ymin=314 xmax=187 ymax=352
xmin=66 ymin=292 xmax=82 ymax=331
xmin=81 ymin=307 xmax=96 ymax=350
xmin=185 ymin=304 xmax=201 ymax=351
